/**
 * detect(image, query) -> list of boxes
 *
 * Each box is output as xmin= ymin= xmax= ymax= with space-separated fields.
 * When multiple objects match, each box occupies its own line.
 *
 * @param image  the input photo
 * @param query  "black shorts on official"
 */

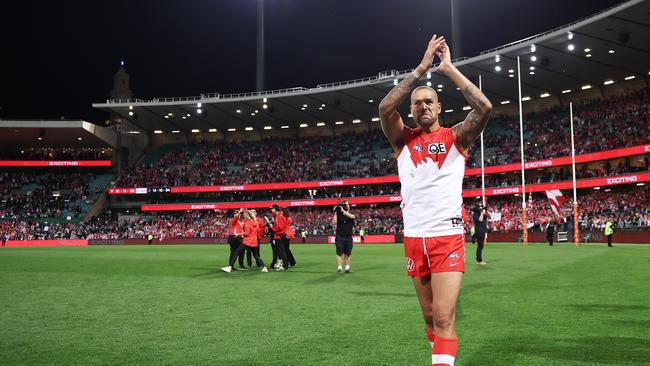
xmin=335 ymin=235 xmax=353 ymax=256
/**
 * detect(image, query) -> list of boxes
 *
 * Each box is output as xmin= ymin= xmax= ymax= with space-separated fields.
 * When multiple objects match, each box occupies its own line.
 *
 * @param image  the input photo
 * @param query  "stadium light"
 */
xmin=529 ymin=71 xmax=535 ymax=75
xmin=437 ymin=84 xmax=443 ymax=88
xmin=494 ymin=65 xmax=501 ymax=72
xmin=245 ymin=127 xmax=254 ymax=131
xmin=585 ymin=54 xmax=592 ymax=58
xmin=171 ymin=130 xmax=180 ymax=134
xmin=38 ymin=137 xmax=42 ymax=140
xmin=638 ymin=183 xmax=645 ymax=186
xmin=352 ymin=119 xmax=361 ymax=123
xmin=168 ymin=113 xmax=173 ymax=116
xmin=251 ymin=112 xmax=256 ymax=116
xmin=129 ymin=106 xmax=133 ymax=110
xmin=594 ymin=186 xmax=600 ymax=190
xmin=530 ymin=55 xmax=537 ymax=62
xmin=445 ymin=109 xmax=454 ymax=113
xmin=584 ymin=48 xmax=591 ymax=53
xmin=567 ymin=32 xmax=574 ymax=40
xmin=426 ymin=81 xmax=432 ymax=87
xmin=263 ymin=126 xmax=272 ymax=130
xmin=624 ymin=75 xmax=635 ymax=80
xmin=437 ymin=88 xmax=442 ymax=92
xmin=540 ymin=93 xmax=550 ymax=98
xmin=77 ymin=137 xmax=82 ymax=140
xmin=495 ymin=55 xmax=500 ymax=63
xmin=318 ymin=107 xmax=323 ymax=110
xmin=567 ymin=44 xmax=575 ymax=51
xmin=408 ymin=113 xmax=413 ymax=118
xmin=154 ymin=130 xmax=163 ymax=134
xmin=371 ymin=117 xmax=380 ymax=122
xmin=263 ymin=98 xmax=267 ymax=103
xmin=426 ymin=72 xmax=431 ymax=79
xmin=508 ymin=69 xmax=514 ymax=74
xmin=299 ymin=123 xmax=308 ymax=128
xmin=182 ymin=116 xmax=187 ymax=120
xmin=500 ymin=100 xmax=510 ymax=105
xmin=164 ymin=115 xmax=169 ymax=119
xmin=281 ymin=125 xmax=290 ymax=129
xmin=608 ymin=49 xmax=615 ymax=54
xmin=301 ymin=107 xmax=306 ymax=111
xmin=530 ymin=44 xmax=536 ymax=53
xmin=128 ymin=111 xmax=134 ymax=116
xmin=303 ymin=104 xmax=308 ymax=108
xmin=208 ymin=129 xmax=217 ymax=133
xmin=321 ymin=103 xmax=325 ymax=107
xmin=197 ymin=103 xmax=202 ymax=108
xmin=522 ymin=96 xmax=531 ymax=101
xmin=368 ymin=99 xmax=374 ymax=103
xmin=262 ymin=104 xmax=268 ymax=109
xmin=508 ymin=74 xmax=514 ymax=78
xmin=581 ymin=84 xmax=592 ymax=90
xmin=462 ymin=106 xmax=471 ymax=110
xmin=335 ymin=121 xmax=344 ymax=125
xmin=603 ymin=80 xmax=614 ymax=85
xmin=191 ymin=129 xmax=200 ymax=133
xmin=227 ymin=128 xmax=236 ymax=132
xmin=529 ymin=66 xmax=535 ymax=71
xmin=562 ymin=89 xmax=572 ymax=94
xmin=316 ymin=122 xmax=326 ymax=127
xmin=236 ymin=109 xmax=242 ymax=114
xmin=393 ymin=79 xmax=398 ymax=86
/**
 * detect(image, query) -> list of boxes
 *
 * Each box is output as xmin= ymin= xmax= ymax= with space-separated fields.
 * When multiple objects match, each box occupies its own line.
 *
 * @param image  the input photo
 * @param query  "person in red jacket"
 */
xmin=270 ymin=204 xmax=289 ymax=271
xmin=252 ymin=209 xmax=266 ymax=262
xmin=283 ymin=208 xmax=297 ymax=268
xmin=226 ymin=209 xmax=245 ymax=270
xmin=222 ymin=210 xmax=268 ymax=273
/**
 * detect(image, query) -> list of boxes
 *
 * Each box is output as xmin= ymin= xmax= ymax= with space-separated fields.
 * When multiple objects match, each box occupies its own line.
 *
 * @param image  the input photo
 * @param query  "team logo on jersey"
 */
xmin=412 ymin=144 xmax=423 ymax=152
xmin=427 ymin=143 xmax=446 ymax=154
xmin=406 ymin=257 xmax=415 ymax=272
xmin=450 ymin=217 xmax=463 ymax=227
xmin=448 ymin=252 xmax=461 ymax=259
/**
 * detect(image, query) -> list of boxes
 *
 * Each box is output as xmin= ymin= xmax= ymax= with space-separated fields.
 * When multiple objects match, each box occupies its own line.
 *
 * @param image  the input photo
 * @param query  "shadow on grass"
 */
xmin=463 ymin=336 xmax=650 ymax=365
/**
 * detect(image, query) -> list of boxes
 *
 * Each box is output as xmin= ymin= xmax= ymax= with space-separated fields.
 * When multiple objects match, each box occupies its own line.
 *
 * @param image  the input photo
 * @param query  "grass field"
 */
xmin=1 ymin=243 xmax=649 ymax=366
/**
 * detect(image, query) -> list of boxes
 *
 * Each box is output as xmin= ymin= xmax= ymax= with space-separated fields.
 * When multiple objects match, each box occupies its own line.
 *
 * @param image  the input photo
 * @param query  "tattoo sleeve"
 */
xmin=378 ymin=73 xmax=421 ymax=148
xmin=454 ymin=83 xmax=493 ymax=150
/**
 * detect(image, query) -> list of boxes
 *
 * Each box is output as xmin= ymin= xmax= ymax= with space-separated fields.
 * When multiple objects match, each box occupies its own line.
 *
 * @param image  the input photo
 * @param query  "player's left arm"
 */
xmin=436 ymin=42 xmax=492 ymax=154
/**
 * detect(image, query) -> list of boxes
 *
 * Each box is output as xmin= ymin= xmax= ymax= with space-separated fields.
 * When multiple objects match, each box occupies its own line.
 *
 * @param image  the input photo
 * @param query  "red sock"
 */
xmin=425 ymin=327 xmax=436 ymax=344
xmin=432 ymin=336 xmax=457 ymax=366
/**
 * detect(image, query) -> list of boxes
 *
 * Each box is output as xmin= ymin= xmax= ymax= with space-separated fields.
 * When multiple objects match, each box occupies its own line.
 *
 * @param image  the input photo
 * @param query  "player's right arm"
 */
xmin=379 ymin=35 xmax=446 ymax=151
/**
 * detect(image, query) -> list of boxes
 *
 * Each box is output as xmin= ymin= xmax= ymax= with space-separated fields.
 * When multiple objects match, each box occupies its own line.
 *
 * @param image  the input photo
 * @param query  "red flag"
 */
xmin=545 ymin=190 xmax=566 ymax=216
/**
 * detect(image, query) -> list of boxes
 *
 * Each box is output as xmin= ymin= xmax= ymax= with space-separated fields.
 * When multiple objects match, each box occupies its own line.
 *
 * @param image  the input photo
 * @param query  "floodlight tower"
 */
xmin=256 ymin=0 xmax=265 ymax=92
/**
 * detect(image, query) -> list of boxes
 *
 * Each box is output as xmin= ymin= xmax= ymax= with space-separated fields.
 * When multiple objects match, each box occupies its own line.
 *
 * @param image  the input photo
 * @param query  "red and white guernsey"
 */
xmin=397 ymin=126 xmax=466 ymax=237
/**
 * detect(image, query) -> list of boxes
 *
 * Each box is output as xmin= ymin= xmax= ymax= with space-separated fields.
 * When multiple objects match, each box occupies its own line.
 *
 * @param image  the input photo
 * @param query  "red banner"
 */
xmin=140 ymin=172 xmax=650 ymax=211
xmin=327 ymin=235 xmax=395 ymax=244
xmin=6 ymin=239 xmax=89 ymax=247
xmin=0 ymin=160 xmax=111 ymax=167
xmin=109 ymin=144 xmax=649 ymax=195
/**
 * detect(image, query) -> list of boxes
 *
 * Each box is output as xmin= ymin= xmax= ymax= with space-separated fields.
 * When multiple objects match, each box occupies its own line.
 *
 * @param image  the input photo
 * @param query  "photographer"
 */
xmin=472 ymin=205 xmax=488 ymax=265
xmin=332 ymin=200 xmax=356 ymax=273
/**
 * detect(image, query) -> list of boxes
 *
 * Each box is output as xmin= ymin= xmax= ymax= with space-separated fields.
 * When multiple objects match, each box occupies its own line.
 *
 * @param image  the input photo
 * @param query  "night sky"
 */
xmin=1 ymin=0 xmax=623 ymax=123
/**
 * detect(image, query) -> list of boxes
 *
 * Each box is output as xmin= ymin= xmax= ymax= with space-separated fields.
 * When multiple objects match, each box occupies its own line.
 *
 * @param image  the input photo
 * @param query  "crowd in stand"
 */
xmin=0 ymin=172 xmax=101 ymax=220
xmin=0 ymin=147 xmax=112 ymax=160
xmin=466 ymin=88 xmax=650 ymax=167
xmin=2 ymin=187 xmax=647 ymax=241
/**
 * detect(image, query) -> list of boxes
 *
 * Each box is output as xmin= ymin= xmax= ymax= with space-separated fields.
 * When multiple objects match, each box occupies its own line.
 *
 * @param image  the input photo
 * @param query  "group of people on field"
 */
xmin=221 ymin=204 xmax=295 ymax=273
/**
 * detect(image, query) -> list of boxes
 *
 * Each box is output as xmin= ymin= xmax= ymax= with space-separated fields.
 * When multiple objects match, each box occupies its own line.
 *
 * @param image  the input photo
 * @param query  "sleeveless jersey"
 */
xmin=397 ymin=126 xmax=466 ymax=237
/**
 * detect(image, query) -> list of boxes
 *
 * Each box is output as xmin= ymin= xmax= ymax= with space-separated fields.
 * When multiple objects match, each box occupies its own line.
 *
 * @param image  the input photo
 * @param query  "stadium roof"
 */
xmin=0 ymin=120 xmax=117 ymax=148
xmin=93 ymin=0 xmax=650 ymax=134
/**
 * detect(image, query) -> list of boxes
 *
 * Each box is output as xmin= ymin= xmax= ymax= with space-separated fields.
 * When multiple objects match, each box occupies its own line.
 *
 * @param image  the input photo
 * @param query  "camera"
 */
xmin=334 ymin=204 xmax=343 ymax=212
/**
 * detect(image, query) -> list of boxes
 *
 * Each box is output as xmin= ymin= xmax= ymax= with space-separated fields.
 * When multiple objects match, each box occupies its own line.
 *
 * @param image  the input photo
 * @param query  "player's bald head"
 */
xmin=410 ymin=86 xmax=438 ymax=105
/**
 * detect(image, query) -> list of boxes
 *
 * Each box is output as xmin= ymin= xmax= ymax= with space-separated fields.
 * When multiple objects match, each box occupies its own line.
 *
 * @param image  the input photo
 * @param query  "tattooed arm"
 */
xmin=378 ymin=35 xmax=446 ymax=151
xmin=436 ymin=43 xmax=493 ymax=153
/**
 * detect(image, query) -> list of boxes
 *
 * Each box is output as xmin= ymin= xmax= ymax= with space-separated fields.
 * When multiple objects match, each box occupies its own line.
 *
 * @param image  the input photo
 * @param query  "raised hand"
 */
xmin=435 ymin=41 xmax=453 ymax=74
xmin=415 ymin=35 xmax=446 ymax=76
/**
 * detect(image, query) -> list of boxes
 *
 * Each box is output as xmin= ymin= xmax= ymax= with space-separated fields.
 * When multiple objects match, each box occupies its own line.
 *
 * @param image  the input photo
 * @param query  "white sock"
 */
xmin=337 ymin=266 xmax=342 ymax=270
xmin=345 ymin=265 xmax=350 ymax=271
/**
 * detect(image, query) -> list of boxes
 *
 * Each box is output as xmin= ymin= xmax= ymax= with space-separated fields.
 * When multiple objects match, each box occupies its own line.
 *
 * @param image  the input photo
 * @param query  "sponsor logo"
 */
xmin=492 ymin=187 xmax=520 ymax=195
xmin=450 ymin=217 xmax=463 ymax=227
xmin=449 ymin=262 xmax=460 ymax=267
xmin=389 ymin=196 xmax=402 ymax=202
xmin=606 ymin=175 xmax=638 ymax=184
xmin=219 ymin=186 xmax=245 ymax=191
xmin=427 ymin=143 xmax=446 ymax=154
xmin=190 ymin=204 xmax=216 ymax=210
xmin=48 ymin=161 xmax=79 ymax=166
xmin=448 ymin=252 xmax=460 ymax=259
xmin=406 ymin=257 xmax=415 ymax=272
xmin=319 ymin=180 xmax=344 ymax=187
xmin=525 ymin=160 xmax=552 ymax=169
xmin=644 ymin=145 xmax=650 ymax=152
xmin=412 ymin=144 xmax=423 ymax=152
xmin=290 ymin=201 xmax=315 ymax=207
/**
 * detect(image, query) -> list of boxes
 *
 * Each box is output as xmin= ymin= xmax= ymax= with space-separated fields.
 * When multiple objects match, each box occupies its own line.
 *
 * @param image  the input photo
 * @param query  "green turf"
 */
xmin=0 ymin=243 xmax=649 ymax=366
